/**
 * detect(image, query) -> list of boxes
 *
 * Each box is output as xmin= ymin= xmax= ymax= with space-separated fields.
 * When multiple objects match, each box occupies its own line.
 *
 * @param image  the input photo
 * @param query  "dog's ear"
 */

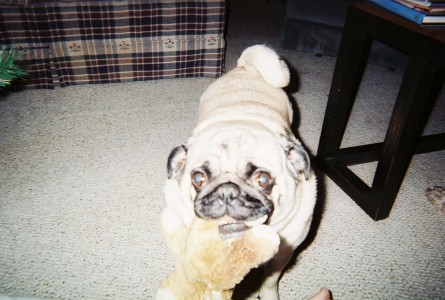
xmin=284 ymin=141 xmax=310 ymax=181
xmin=167 ymin=145 xmax=187 ymax=179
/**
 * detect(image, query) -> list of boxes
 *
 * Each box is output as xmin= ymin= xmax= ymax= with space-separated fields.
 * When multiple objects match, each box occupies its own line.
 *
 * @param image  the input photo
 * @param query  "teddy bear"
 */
xmin=155 ymin=208 xmax=280 ymax=300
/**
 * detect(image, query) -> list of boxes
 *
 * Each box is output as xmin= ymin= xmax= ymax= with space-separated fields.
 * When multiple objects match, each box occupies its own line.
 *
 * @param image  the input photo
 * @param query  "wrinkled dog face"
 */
xmin=167 ymin=128 xmax=309 ymax=238
xmin=191 ymin=161 xmax=274 ymax=237
xmin=192 ymin=161 xmax=273 ymax=222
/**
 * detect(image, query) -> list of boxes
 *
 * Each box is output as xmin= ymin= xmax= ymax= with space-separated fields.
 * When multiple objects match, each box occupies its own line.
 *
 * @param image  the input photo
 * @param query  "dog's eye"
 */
xmin=191 ymin=171 xmax=207 ymax=189
xmin=256 ymin=171 xmax=272 ymax=188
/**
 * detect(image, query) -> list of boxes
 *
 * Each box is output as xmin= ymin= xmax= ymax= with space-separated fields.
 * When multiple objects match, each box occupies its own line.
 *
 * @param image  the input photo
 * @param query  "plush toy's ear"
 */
xmin=167 ymin=145 xmax=187 ymax=179
xmin=285 ymin=141 xmax=310 ymax=181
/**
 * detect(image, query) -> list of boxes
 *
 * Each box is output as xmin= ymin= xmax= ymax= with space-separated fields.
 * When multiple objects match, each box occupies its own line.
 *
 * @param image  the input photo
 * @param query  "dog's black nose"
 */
xmin=218 ymin=183 xmax=240 ymax=204
xmin=194 ymin=182 xmax=272 ymax=221
xmin=194 ymin=182 xmax=243 ymax=220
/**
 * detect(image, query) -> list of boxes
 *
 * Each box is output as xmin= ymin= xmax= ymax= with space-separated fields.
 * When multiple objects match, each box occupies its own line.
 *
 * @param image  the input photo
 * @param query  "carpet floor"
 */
xmin=1 ymin=1 xmax=444 ymax=299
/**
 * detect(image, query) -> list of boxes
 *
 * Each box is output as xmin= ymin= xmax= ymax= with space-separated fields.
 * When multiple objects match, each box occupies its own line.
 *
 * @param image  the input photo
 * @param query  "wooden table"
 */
xmin=316 ymin=1 xmax=445 ymax=220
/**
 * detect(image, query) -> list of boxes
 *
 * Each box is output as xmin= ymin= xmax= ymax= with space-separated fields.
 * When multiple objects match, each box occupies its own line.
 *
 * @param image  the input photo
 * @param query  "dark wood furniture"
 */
xmin=316 ymin=1 xmax=445 ymax=220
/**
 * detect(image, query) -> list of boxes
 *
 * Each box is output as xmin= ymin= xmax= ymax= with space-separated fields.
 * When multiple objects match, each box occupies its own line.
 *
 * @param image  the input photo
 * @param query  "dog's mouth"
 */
xmin=217 ymin=214 xmax=269 ymax=239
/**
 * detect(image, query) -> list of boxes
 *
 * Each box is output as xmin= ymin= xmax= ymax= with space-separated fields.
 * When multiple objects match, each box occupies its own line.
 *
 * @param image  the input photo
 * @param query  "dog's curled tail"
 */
xmin=237 ymin=45 xmax=290 ymax=88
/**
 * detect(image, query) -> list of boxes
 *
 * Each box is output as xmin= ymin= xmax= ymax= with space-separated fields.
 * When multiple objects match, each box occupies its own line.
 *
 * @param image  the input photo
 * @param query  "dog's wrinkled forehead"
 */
xmin=193 ymin=160 xmax=260 ymax=183
xmin=187 ymin=129 xmax=283 ymax=175
xmin=167 ymin=127 xmax=310 ymax=181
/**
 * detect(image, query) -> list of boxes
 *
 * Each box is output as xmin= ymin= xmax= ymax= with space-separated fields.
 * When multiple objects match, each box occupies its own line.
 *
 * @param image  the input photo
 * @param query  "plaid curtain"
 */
xmin=0 ymin=0 xmax=226 ymax=89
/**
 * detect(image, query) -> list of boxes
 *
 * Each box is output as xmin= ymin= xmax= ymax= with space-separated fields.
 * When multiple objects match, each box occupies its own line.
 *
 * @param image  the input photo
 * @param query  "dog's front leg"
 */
xmin=258 ymin=247 xmax=293 ymax=300
xmin=259 ymin=255 xmax=332 ymax=300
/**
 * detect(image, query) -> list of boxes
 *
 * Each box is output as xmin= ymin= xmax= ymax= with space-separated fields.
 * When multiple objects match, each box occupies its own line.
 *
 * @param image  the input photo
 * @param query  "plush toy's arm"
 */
xmin=184 ymin=219 xmax=280 ymax=291
xmin=159 ymin=215 xmax=280 ymax=299
xmin=159 ymin=215 xmax=225 ymax=299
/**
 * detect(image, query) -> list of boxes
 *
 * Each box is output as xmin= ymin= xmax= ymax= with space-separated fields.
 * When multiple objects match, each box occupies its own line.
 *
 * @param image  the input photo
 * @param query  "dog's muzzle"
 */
xmin=194 ymin=174 xmax=273 ymax=238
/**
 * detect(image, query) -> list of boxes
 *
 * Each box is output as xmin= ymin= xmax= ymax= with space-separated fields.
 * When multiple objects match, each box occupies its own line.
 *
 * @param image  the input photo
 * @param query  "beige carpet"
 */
xmin=1 ymin=1 xmax=444 ymax=299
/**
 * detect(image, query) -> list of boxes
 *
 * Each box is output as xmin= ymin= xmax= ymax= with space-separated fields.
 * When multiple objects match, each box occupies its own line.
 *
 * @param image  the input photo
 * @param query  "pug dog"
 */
xmin=160 ymin=45 xmax=323 ymax=300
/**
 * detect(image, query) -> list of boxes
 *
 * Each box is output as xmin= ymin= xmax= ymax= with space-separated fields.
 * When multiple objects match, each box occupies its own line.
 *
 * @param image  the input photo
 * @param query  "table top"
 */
xmin=354 ymin=1 xmax=445 ymax=44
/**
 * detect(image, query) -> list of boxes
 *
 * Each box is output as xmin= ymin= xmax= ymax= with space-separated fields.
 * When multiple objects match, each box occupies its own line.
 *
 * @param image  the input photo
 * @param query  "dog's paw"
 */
xmin=161 ymin=208 xmax=184 ymax=233
xmin=154 ymin=288 xmax=178 ymax=300
xmin=160 ymin=208 xmax=189 ymax=256
xmin=250 ymin=224 xmax=280 ymax=247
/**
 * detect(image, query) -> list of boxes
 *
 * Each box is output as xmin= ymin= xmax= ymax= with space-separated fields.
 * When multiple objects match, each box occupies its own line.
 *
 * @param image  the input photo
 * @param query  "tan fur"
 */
xmin=157 ymin=216 xmax=279 ymax=300
xmin=160 ymin=45 xmax=319 ymax=300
